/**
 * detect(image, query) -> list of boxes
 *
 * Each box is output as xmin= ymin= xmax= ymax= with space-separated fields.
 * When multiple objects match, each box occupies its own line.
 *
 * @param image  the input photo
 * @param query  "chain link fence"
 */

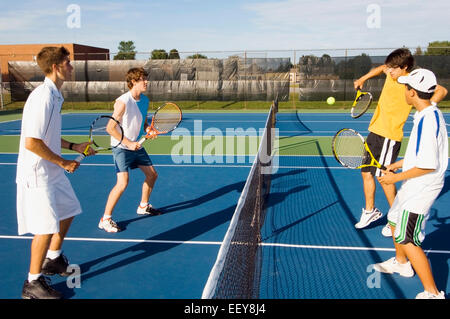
xmin=1 ymin=47 xmax=449 ymax=109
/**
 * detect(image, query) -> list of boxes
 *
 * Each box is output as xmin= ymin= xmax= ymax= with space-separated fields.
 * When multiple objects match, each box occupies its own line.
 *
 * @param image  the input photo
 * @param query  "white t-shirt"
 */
xmin=394 ymin=105 xmax=448 ymax=214
xmin=16 ymin=77 xmax=65 ymax=187
xmin=112 ymin=91 xmax=149 ymax=149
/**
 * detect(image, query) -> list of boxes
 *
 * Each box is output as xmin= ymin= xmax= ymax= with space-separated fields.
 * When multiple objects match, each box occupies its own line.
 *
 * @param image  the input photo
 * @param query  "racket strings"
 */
xmin=356 ymin=93 xmax=371 ymax=107
xmin=90 ymin=116 xmax=122 ymax=149
xmin=334 ymin=131 xmax=367 ymax=168
xmin=153 ymin=105 xmax=181 ymax=132
xmin=92 ymin=126 xmax=107 ymax=132
xmin=352 ymin=93 xmax=372 ymax=117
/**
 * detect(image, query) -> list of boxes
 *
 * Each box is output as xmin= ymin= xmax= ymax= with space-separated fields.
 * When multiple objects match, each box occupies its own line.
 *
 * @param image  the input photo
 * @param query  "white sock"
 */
xmin=102 ymin=214 xmax=112 ymax=221
xmin=139 ymin=202 xmax=148 ymax=208
xmin=28 ymin=273 xmax=42 ymax=282
xmin=46 ymin=249 xmax=61 ymax=260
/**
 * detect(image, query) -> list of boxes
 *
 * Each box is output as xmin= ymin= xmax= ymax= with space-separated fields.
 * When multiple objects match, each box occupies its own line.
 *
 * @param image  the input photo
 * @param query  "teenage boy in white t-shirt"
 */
xmin=98 ymin=67 xmax=160 ymax=233
xmin=17 ymin=46 xmax=94 ymax=299
xmin=376 ymin=69 xmax=448 ymax=299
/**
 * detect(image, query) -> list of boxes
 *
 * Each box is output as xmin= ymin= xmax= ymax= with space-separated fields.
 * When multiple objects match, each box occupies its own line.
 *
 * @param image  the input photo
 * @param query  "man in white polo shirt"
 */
xmin=376 ymin=69 xmax=448 ymax=299
xmin=16 ymin=46 xmax=94 ymax=299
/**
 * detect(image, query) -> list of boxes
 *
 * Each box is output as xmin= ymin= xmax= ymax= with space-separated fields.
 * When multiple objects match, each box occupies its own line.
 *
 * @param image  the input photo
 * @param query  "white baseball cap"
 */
xmin=397 ymin=68 xmax=437 ymax=94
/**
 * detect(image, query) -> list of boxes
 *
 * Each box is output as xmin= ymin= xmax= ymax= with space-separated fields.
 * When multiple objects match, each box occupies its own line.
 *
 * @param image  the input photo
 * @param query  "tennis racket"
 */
xmin=75 ymin=115 xmax=124 ymax=163
xmin=350 ymin=89 xmax=372 ymax=119
xmin=332 ymin=128 xmax=387 ymax=171
xmin=138 ymin=102 xmax=182 ymax=145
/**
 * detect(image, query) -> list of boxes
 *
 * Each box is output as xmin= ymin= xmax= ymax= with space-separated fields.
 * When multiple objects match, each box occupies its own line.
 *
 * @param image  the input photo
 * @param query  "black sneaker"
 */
xmin=21 ymin=276 xmax=62 ymax=299
xmin=42 ymin=254 xmax=73 ymax=277
xmin=137 ymin=204 xmax=163 ymax=216
xmin=146 ymin=205 xmax=163 ymax=216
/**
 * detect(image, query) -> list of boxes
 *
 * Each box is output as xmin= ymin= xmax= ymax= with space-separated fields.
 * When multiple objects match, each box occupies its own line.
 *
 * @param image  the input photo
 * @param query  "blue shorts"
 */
xmin=112 ymin=147 xmax=153 ymax=173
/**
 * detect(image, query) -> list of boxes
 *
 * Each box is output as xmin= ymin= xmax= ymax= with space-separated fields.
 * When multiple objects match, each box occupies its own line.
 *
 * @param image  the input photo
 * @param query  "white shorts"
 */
xmin=387 ymin=182 xmax=441 ymax=246
xmin=388 ymin=208 xmax=429 ymax=247
xmin=16 ymin=176 xmax=82 ymax=235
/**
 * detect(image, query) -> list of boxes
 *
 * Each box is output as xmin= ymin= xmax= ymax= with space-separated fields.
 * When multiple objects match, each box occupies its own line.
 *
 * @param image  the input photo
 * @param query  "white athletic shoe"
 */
xmin=137 ymin=204 xmax=163 ymax=216
xmin=137 ymin=204 xmax=148 ymax=215
xmin=373 ymin=257 xmax=414 ymax=277
xmin=416 ymin=290 xmax=445 ymax=299
xmin=98 ymin=218 xmax=121 ymax=233
xmin=355 ymin=208 xmax=383 ymax=229
xmin=381 ymin=223 xmax=392 ymax=237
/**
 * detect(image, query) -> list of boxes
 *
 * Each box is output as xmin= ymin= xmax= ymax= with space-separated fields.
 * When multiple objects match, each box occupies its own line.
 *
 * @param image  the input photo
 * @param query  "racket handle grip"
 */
xmin=65 ymin=153 xmax=86 ymax=173
xmin=380 ymin=165 xmax=395 ymax=173
xmin=138 ymin=136 xmax=146 ymax=145
xmin=75 ymin=153 xmax=86 ymax=163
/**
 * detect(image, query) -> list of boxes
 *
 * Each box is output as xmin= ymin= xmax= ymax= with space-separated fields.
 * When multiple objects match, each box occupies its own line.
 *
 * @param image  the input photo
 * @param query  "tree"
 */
xmin=334 ymin=53 xmax=372 ymax=79
xmin=151 ymin=49 xmax=169 ymax=59
xmin=113 ymin=41 xmax=136 ymax=60
xmin=318 ymin=54 xmax=333 ymax=67
xmin=298 ymin=55 xmax=318 ymax=78
xmin=169 ymin=49 xmax=180 ymax=59
xmin=187 ymin=53 xmax=207 ymax=59
xmin=425 ymin=41 xmax=450 ymax=55
xmin=352 ymin=54 xmax=372 ymax=78
xmin=414 ymin=46 xmax=423 ymax=56
xmin=415 ymin=41 xmax=450 ymax=78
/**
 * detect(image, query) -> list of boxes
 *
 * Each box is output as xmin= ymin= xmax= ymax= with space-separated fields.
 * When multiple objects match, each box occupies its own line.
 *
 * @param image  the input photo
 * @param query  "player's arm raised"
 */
xmin=354 ymin=65 xmax=387 ymax=90
xmin=431 ymin=85 xmax=448 ymax=105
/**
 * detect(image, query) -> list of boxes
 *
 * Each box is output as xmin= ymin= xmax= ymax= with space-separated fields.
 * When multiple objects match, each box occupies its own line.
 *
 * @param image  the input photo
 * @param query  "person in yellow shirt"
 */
xmin=353 ymin=48 xmax=448 ymax=235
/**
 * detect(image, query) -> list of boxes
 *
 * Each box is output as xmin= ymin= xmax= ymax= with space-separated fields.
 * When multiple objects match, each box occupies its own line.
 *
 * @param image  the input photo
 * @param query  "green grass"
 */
xmin=2 ymin=89 xmax=450 ymax=113
xmin=3 ymin=99 xmax=450 ymax=114
xmin=2 ymin=135 xmax=450 ymax=157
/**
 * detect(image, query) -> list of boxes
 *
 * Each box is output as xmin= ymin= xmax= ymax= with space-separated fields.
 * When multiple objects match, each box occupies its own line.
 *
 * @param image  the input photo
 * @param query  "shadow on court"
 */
xmin=54 ymin=205 xmax=236 ymax=298
xmin=53 ymin=167 xmax=310 ymax=298
xmin=436 ymin=174 xmax=450 ymax=200
xmin=313 ymin=139 xmax=405 ymax=298
xmin=261 ymin=138 xmax=407 ymax=298
xmin=116 ymin=168 xmax=308 ymax=232
xmin=424 ymin=208 xmax=450 ymax=297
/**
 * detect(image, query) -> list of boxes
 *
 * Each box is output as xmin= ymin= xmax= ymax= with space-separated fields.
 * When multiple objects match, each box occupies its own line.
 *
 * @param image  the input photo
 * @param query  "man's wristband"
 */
xmin=69 ymin=142 xmax=74 ymax=150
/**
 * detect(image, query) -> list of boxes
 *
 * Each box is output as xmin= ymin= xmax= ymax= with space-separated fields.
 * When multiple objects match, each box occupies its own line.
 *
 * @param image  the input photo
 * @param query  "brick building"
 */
xmin=0 ymin=43 xmax=109 ymax=81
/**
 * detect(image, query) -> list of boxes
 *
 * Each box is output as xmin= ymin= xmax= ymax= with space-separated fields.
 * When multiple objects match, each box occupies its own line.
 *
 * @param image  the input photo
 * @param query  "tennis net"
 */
xmin=202 ymin=100 xmax=278 ymax=299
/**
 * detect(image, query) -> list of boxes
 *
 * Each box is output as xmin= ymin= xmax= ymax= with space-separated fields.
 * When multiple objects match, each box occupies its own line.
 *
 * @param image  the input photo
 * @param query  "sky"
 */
xmin=1 ymin=0 xmax=449 ymax=58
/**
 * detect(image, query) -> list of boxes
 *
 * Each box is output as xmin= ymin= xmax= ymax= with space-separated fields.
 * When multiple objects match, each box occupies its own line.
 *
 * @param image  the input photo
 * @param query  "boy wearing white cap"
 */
xmin=376 ymin=69 xmax=448 ymax=299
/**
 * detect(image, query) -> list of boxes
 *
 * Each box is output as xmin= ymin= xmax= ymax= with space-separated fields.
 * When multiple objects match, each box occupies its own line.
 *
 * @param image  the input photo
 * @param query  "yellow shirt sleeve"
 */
xmin=368 ymin=73 xmax=412 ymax=141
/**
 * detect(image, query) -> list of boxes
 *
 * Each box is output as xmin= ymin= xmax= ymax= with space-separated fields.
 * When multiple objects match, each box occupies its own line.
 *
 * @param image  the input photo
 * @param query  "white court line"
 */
xmin=0 ymin=160 xmax=349 ymax=170
xmin=1 ymin=235 xmax=449 ymax=254
xmin=278 ymin=120 xmax=373 ymax=123
xmin=0 ymin=162 xmax=254 ymax=168
xmin=0 ymin=119 xmax=21 ymax=124
xmin=0 ymin=235 xmax=222 ymax=246
xmin=260 ymin=242 xmax=450 ymax=255
xmin=0 ymin=163 xmax=348 ymax=170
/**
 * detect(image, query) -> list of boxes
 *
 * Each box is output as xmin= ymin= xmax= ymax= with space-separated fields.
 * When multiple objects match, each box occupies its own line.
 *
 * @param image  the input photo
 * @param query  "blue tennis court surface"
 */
xmin=0 ymin=111 xmax=449 ymax=300
xmin=0 ymin=111 xmax=435 ymax=137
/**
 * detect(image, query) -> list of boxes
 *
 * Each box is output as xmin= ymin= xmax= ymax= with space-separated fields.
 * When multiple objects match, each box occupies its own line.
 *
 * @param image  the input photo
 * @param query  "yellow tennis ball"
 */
xmin=327 ymin=97 xmax=335 ymax=105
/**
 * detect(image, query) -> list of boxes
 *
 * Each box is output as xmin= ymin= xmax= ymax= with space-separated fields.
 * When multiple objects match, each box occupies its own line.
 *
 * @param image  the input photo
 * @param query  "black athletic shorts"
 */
xmin=361 ymin=132 xmax=401 ymax=177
